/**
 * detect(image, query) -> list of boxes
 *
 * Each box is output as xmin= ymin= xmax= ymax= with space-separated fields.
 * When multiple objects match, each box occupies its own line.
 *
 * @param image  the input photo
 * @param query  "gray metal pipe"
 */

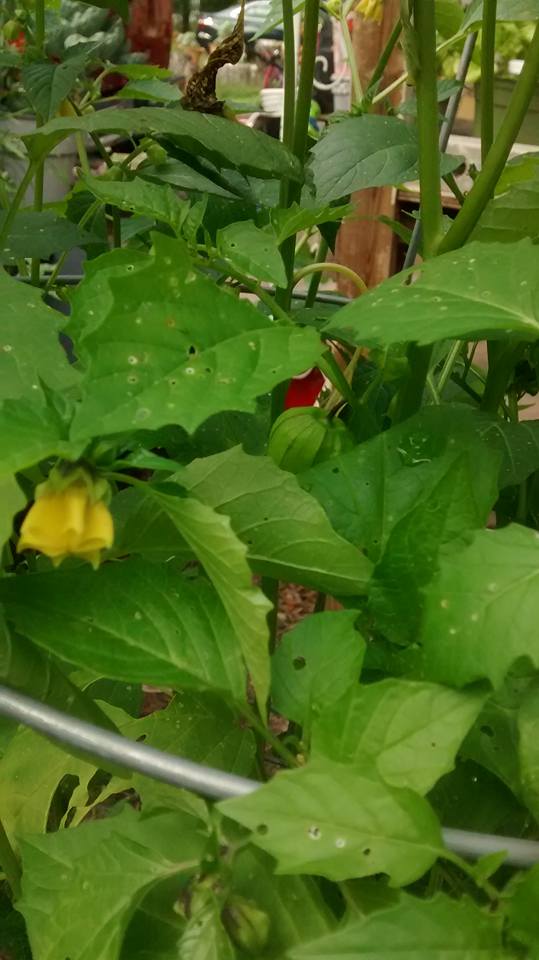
xmin=1 ymin=685 xmax=538 ymax=867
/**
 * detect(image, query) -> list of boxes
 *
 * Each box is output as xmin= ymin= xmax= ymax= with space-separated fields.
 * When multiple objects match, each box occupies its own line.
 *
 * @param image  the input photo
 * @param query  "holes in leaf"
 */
xmin=205 ymin=367 xmax=212 ymax=374
xmin=332 ymin=467 xmax=339 ymax=474
xmin=362 ymin=847 xmax=371 ymax=856
xmin=293 ymin=656 xmax=306 ymax=671
xmin=257 ymin=823 xmax=268 ymax=835
xmin=188 ymin=345 xmax=197 ymax=355
xmin=480 ymin=724 xmax=495 ymax=738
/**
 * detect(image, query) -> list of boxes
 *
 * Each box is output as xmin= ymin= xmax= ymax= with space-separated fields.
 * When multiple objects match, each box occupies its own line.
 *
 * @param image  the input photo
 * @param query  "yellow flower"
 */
xmin=18 ymin=471 xmax=113 ymax=569
xmin=356 ymin=0 xmax=383 ymax=22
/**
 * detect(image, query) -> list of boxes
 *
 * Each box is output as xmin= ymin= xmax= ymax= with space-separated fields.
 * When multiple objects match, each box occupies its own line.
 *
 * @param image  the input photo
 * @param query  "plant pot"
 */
xmin=474 ymin=77 xmax=539 ymax=146
xmin=0 ymin=115 xmax=78 ymax=204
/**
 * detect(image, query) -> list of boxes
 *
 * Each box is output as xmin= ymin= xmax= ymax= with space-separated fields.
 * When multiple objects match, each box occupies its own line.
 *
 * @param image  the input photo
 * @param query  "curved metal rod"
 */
xmin=1 ymin=685 xmax=538 ymax=867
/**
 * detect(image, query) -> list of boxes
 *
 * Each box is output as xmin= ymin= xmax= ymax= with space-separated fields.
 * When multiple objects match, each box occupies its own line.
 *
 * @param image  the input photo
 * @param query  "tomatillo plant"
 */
xmin=2 ymin=0 xmax=539 ymax=958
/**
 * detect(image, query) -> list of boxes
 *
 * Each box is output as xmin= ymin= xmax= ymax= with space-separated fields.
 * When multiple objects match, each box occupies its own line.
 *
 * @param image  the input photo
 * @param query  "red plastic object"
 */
xmin=284 ymin=368 xmax=325 ymax=409
xmin=127 ymin=0 xmax=173 ymax=68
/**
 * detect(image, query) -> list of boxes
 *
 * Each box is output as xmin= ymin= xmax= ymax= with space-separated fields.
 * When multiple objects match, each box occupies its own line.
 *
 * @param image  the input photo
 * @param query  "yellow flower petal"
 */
xmin=18 ymin=494 xmax=71 ymax=557
xmin=77 ymin=500 xmax=114 ymax=555
xmin=18 ymin=480 xmax=114 ymax=568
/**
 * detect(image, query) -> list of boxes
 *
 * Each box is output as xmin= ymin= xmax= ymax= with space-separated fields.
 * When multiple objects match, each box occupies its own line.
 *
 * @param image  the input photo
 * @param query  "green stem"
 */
xmin=292 ymin=0 xmax=321 ymax=168
xmin=437 ymin=340 xmax=463 ymax=395
xmin=281 ymin=0 xmax=296 ymax=153
xmin=0 ymin=161 xmax=37 ymax=249
xmin=240 ymin=703 xmax=298 ymax=768
xmin=319 ymin=349 xmax=357 ymax=407
xmin=261 ymin=576 xmax=279 ymax=655
xmin=442 ymin=171 xmax=465 ymax=206
xmin=0 ymin=817 xmax=21 ymax=900
xmin=67 ymin=97 xmax=113 ymax=168
xmin=340 ymin=10 xmax=362 ymax=104
xmin=439 ymin=19 xmax=539 ymax=254
xmin=480 ymin=0 xmax=497 ymax=165
xmin=292 ymin=261 xmax=367 ymax=293
xmin=45 ymin=200 xmax=101 ymax=291
xmin=363 ymin=16 xmax=402 ymax=106
xmin=481 ymin=342 xmax=523 ymax=414
xmin=30 ymin=0 xmax=46 ymax=287
xmin=304 ymin=236 xmax=329 ymax=307
xmin=111 ymin=209 xmax=122 ymax=248
xmin=396 ymin=0 xmax=442 ymax=422
xmin=372 ymin=31 xmax=464 ymax=105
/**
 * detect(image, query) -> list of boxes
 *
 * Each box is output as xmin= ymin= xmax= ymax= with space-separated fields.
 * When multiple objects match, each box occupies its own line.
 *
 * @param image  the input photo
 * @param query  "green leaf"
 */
xmin=142 ymin=158 xmax=239 ymax=199
xmin=506 ymin=863 xmax=539 ymax=951
xmin=182 ymin=446 xmax=372 ymax=595
xmin=0 ymin=397 xmax=76 ymax=481
xmin=69 ymin=235 xmax=323 ymax=440
xmin=461 ymin=679 xmax=525 ymax=797
xmin=0 ymin=268 xmax=78 ymax=400
xmin=421 ymin=523 xmax=539 ymax=688
xmin=115 ymin=78 xmax=181 ymax=103
xmin=463 ymin=0 xmax=539 ymax=30
xmin=369 ymin=446 xmax=500 ymax=642
xmin=0 ymin=475 xmax=24 ymax=548
xmin=217 ymin=221 xmax=287 ymax=287
xmin=312 ymin=679 xmax=486 ymax=795
xmin=220 ymin=758 xmax=443 ymax=885
xmin=473 ymin=178 xmax=539 ymax=243
xmin=496 ymin=152 xmax=539 ymax=194
xmin=517 ymin=678 xmax=539 ymax=819
xmin=107 ymin=63 xmax=172 ymax=80
xmin=324 ymin=239 xmax=539 ymax=347
xmin=149 ymin=490 xmax=271 ymax=715
xmin=18 ymin=806 xmax=207 ymax=960
xmin=252 ymin=0 xmax=305 ymax=38
xmin=82 ymin=175 xmax=190 ymax=234
xmin=269 ymin=202 xmax=351 ymax=245
xmin=435 ymin=0 xmax=465 ymax=37
xmin=310 ymin=116 xmax=463 ymax=204
xmin=111 ymin=486 xmax=193 ymax=563
xmin=398 ymin=79 xmax=463 ymax=117
xmin=0 ymin=559 xmax=247 ymax=702
xmin=288 ymin=892 xmax=507 ymax=959
xmin=179 ymin=890 xmax=236 ymax=960
xmin=271 ymin=611 xmax=364 ymax=727
xmin=230 ymin=847 xmax=335 ymax=957
xmin=0 ymin=210 xmax=97 ymax=264
xmin=22 ymin=107 xmax=301 ymax=181
xmin=21 ymin=54 xmax=87 ymax=121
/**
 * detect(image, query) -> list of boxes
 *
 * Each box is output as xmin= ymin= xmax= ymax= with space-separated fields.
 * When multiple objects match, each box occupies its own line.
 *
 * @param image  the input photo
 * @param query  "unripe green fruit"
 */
xmin=3 ymin=19 xmax=22 ymax=40
xmin=222 ymin=895 xmax=270 ymax=955
xmin=268 ymin=406 xmax=354 ymax=474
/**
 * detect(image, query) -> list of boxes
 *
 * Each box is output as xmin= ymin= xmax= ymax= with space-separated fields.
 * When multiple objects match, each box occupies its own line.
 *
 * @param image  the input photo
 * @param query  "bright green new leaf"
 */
xmin=18 ymin=806 xmax=207 ymax=960
xmin=0 ymin=268 xmax=78 ymax=400
xmin=271 ymin=611 xmax=364 ymax=727
xmin=21 ymin=107 xmax=301 ymax=181
xmin=324 ymin=239 xmax=539 ymax=347
xmin=0 ymin=210 xmax=96 ymax=264
xmin=217 ymin=221 xmax=287 ymax=287
xmin=269 ymin=202 xmax=351 ymax=246
xmin=69 ymin=235 xmax=323 ymax=440
xmin=115 ymin=78 xmax=181 ymax=102
xmin=506 ymin=863 xmax=539 ymax=951
xmin=421 ymin=524 xmax=539 ymax=688
xmin=0 ymin=559 xmax=247 ymax=702
xmin=313 ymin=679 xmax=486 ymax=795
xmin=179 ymin=890 xmax=235 ymax=960
xmin=22 ymin=54 xmax=88 ymax=121
xmin=463 ymin=0 xmax=539 ymax=29
xmin=182 ymin=446 xmax=372 ymax=594
xmin=82 ymin=176 xmax=190 ymax=235
xmin=289 ymin=892 xmax=507 ymax=959
xmin=310 ymin=115 xmax=463 ymax=203
xmin=220 ymin=759 xmax=443 ymax=885
xmin=435 ymin=0 xmax=465 ymax=37
xmin=150 ymin=490 xmax=271 ymax=715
